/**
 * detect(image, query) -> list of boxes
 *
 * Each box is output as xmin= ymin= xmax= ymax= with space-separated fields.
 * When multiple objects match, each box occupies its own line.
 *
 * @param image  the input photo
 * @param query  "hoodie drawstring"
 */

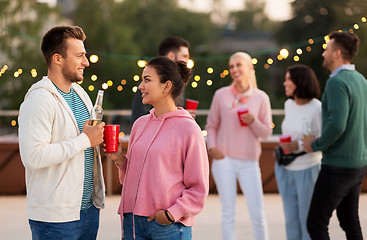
xmin=127 ymin=115 xmax=167 ymax=239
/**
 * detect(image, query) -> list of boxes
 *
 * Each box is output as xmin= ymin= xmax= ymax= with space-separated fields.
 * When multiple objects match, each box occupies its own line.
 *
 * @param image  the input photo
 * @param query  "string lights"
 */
xmin=0 ymin=17 xmax=365 ymax=130
xmin=0 ymin=16 xmax=365 ymax=95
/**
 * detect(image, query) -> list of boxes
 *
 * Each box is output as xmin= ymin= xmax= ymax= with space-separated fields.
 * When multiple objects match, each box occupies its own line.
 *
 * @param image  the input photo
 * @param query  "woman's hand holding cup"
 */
xmin=103 ymin=138 xmax=125 ymax=166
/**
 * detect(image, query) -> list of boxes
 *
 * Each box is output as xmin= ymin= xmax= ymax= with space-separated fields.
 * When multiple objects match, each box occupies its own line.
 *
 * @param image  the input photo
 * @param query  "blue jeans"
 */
xmin=275 ymin=163 xmax=320 ymax=240
xmin=307 ymin=164 xmax=367 ymax=240
xmin=29 ymin=205 xmax=100 ymax=240
xmin=123 ymin=213 xmax=192 ymax=240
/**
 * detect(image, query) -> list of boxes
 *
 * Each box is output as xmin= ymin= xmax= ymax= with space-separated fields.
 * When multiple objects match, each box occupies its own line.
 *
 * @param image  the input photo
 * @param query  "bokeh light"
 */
xmin=187 ymin=59 xmax=194 ymax=69
xmin=90 ymin=55 xmax=99 ymax=63
xmin=279 ymin=49 xmax=289 ymax=59
xmin=137 ymin=60 xmax=147 ymax=68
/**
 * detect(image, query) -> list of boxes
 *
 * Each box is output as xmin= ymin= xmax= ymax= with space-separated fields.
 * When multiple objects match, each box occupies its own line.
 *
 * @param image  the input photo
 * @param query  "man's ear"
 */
xmin=52 ymin=53 xmax=63 ymax=66
xmin=166 ymin=51 xmax=175 ymax=61
xmin=334 ymin=48 xmax=342 ymax=58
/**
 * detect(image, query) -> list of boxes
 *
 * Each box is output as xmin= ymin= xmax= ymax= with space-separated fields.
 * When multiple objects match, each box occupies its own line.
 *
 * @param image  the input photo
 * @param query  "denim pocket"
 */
xmin=153 ymin=219 xmax=173 ymax=227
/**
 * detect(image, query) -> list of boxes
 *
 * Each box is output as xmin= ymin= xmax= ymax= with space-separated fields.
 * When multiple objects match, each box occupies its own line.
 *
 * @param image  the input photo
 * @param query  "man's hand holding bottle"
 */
xmin=83 ymin=120 xmax=105 ymax=147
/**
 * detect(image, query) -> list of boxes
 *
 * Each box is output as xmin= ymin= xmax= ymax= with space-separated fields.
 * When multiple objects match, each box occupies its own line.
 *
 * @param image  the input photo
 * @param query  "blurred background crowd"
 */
xmin=0 ymin=0 xmax=366 ymax=136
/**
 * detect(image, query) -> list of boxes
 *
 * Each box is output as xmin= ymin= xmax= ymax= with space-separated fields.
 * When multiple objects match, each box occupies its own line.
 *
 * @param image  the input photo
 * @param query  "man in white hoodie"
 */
xmin=18 ymin=26 xmax=106 ymax=240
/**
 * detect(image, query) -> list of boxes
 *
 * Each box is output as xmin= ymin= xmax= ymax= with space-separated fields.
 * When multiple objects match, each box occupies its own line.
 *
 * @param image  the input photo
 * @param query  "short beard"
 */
xmin=62 ymin=66 xmax=82 ymax=83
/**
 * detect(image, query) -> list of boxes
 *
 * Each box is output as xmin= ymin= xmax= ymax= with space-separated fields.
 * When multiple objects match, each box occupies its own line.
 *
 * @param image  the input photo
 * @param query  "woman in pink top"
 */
xmin=105 ymin=57 xmax=209 ymax=240
xmin=206 ymin=52 xmax=272 ymax=240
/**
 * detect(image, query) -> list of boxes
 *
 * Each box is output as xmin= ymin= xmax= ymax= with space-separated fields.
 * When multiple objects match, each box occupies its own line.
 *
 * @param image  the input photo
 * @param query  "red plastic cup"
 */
xmin=185 ymin=99 xmax=199 ymax=110
xmin=104 ymin=125 xmax=120 ymax=153
xmin=237 ymin=106 xmax=249 ymax=126
xmin=279 ymin=134 xmax=292 ymax=154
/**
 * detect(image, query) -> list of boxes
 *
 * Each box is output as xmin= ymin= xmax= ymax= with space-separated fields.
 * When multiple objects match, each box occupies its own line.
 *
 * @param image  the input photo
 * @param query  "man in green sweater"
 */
xmin=303 ymin=31 xmax=367 ymax=240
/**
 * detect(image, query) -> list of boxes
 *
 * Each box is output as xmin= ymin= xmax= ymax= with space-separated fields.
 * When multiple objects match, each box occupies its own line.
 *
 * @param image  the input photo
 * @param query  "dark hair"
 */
xmin=287 ymin=64 xmax=320 ymax=100
xmin=41 ymin=26 xmax=86 ymax=66
xmin=328 ymin=31 xmax=360 ymax=61
xmin=147 ymin=57 xmax=192 ymax=102
xmin=158 ymin=36 xmax=190 ymax=56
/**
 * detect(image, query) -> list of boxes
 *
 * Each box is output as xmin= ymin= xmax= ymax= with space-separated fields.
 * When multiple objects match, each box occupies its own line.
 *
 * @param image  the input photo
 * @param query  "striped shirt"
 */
xmin=54 ymin=83 xmax=94 ymax=210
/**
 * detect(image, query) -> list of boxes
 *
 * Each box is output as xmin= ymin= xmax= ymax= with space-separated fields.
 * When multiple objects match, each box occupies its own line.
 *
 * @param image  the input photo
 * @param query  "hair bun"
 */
xmin=176 ymin=61 xmax=192 ymax=84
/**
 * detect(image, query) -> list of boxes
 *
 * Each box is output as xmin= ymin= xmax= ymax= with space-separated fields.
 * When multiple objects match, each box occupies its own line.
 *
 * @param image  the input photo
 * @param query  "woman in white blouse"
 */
xmin=276 ymin=64 xmax=322 ymax=240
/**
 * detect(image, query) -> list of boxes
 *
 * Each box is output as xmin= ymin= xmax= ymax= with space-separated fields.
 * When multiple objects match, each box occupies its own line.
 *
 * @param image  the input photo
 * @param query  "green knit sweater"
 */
xmin=312 ymin=69 xmax=367 ymax=168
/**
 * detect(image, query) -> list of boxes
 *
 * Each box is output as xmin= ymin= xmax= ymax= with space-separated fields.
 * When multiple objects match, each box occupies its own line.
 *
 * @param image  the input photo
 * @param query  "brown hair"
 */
xmin=328 ymin=31 xmax=360 ymax=62
xmin=147 ymin=57 xmax=192 ymax=103
xmin=41 ymin=26 xmax=86 ymax=66
xmin=287 ymin=64 xmax=320 ymax=100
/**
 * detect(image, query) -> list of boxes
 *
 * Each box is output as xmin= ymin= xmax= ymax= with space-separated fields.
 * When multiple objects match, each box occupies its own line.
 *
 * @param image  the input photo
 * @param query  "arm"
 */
xmin=18 ymin=92 xmax=91 ymax=170
xmin=205 ymin=92 xmax=225 ymax=159
xmin=312 ymin=79 xmax=348 ymax=152
xmin=104 ymin=139 xmax=127 ymax=184
xmin=248 ymin=93 xmax=273 ymax=140
xmin=205 ymin=91 xmax=221 ymax=150
xmin=167 ymin=128 xmax=209 ymax=221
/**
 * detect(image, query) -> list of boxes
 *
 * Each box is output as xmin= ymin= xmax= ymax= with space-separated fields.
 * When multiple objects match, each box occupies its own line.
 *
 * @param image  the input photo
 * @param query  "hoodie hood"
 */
xmin=24 ymin=76 xmax=59 ymax=100
xmin=24 ymin=76 xmax=93 ymax=112
xmin=134 ymin=107 xmax=195 ymax=147
xmin=125 ymin=107 xmax=195 ymax=163
xmin=148 ymin=107 xmax=194 ymax=121
xmin=23 ymin=76 xmax=93 ymax=133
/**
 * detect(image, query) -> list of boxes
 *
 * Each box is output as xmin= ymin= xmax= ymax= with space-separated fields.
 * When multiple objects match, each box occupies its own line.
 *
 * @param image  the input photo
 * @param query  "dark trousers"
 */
xmin=307 ymin=164 xmax=367 ymax=240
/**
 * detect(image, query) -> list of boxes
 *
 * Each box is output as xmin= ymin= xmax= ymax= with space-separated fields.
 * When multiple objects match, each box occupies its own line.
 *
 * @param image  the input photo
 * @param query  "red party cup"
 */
xmin=104 ymin=125 xmax=120 ymax=153
xmin=279 ymin=134 xmax=292 ymax=154
xmin=185 ymin=99 xmax=199 ymax=110
xmin=237 ymin=106 xmax=249 ymax=126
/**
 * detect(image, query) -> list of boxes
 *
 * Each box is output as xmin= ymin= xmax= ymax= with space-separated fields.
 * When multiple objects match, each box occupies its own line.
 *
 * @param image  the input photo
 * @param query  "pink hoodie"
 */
xmin=117 ymin=107 xmax=209 ymax=231
xmin=206 ymin=86 xmax=273 ymax=161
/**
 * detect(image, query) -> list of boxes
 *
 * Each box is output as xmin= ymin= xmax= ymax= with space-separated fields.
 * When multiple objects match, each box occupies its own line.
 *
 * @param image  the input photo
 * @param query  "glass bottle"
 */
xmin=302 ymin=117 xmax=313 ymax=139
xmin=89 ymin=90 xmax=104 ymax=126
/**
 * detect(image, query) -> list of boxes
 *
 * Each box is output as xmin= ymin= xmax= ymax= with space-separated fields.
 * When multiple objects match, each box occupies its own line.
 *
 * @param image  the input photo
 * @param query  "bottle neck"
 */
xmin=90 ymin=91 xmax=104 ymax=121
xmin=95 ymin=95 xmax=103 ymax=107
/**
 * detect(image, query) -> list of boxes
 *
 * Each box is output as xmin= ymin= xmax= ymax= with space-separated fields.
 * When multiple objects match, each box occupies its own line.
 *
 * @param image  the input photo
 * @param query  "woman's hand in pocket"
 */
xmin=148 ymin=210 xmax=173 ymax=225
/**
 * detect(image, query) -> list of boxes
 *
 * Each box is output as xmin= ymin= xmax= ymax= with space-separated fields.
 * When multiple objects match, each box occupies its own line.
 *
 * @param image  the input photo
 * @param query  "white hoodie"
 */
xmin=18 ymin=76 xmax=105 ymax=222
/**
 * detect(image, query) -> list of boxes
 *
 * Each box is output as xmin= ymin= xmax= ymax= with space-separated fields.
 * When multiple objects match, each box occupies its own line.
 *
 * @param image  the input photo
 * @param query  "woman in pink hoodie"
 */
xmin=206 ymin=52 xmax=273 ymax=240
xmin=105 ymin=57 xmax=209 ymax=240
